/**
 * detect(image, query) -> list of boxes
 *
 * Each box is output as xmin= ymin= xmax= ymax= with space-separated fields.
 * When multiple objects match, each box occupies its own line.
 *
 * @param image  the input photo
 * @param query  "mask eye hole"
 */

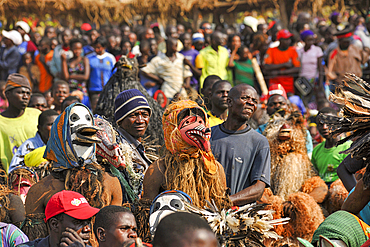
xmin=170 ymin=199 xmax=182 ymax=209
xmin=85 ymin=115 xmax=91 ymax=121
xmin=152 ymin=202 xmax=161 ymax=213
xmin=70 ymin=113 xmax=80 ymax=122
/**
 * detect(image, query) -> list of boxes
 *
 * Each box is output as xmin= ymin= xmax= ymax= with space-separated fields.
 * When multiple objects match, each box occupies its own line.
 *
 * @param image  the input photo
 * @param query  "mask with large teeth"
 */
xmin=44 ymin=103 xmax=100 ymax=169
xmin=178 ymin=108 xmax=211 ymax=152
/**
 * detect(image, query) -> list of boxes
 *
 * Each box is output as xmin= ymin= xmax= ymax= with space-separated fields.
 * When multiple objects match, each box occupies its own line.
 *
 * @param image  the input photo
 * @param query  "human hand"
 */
xmin=183 ymin=58 xmax=191 ymax=66
xmin=61 ymin=53 xmax=67 ymax=61
xmin=284 ymin=61 xmax=293 ymax=68
xmin=59 ymin=228 xmax=85 ymax=247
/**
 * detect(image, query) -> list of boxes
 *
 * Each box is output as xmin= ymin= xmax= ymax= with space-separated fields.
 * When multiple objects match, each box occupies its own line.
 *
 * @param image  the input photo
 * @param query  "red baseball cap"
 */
xmin=277 ymin=29 xmax=293 ymax=40
xmin=81 ymin=23 xmax=92 ymax=32
xmin=268 ymin=84 xmax=287 ymax=100
xmin=45 ymin=190 xmax=99 ymax=222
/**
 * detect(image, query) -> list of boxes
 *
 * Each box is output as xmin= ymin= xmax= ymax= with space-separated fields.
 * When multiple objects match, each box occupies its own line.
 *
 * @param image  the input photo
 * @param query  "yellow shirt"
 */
xmin=199 ymin=45 xmax=229 ymax=89
xmin=207 ymin=111 xmax=225 ymax=127
xmin=0 ymin=107 xmax=41 ymax=172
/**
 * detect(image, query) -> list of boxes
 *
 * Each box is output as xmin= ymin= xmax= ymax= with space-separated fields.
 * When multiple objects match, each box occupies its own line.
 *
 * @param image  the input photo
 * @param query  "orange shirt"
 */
xmin=35 ymin=51 xmax=54 ymax=93
xmin=264 ymin=46 xmax=300 ymax=93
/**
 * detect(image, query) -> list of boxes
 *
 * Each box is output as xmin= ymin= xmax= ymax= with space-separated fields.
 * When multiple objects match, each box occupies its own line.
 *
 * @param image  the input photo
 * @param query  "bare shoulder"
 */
xmin=142 ymin=158 xmax=165 ymax=200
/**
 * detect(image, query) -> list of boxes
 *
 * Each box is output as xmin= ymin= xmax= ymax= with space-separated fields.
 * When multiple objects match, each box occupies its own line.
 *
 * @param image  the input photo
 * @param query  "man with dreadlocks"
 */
xmin=22 ymin=103 xmax=122 ymax=240
xmin=142 ymin=100 xmax=231 ymax=210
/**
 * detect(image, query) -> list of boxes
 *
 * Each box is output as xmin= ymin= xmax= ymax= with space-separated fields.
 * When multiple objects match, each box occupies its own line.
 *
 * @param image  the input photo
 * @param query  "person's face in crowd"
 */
xmin=167 ymin=27 xmax=179 ymax=39
xmin=201 ymin=81 xmax=216 ymax=104
xmin=338 ymin=38 xmax=351 ymax=50
xmin=145 ymin=29 xmax=155 ymax=40
xmin=29 ymin=96 xmax=48 ymax=111
xmin=317 ymin=113 xmax=335 ymax=139
xmin=38 ymin=115 xmax=57 ymax=143
xmin=239 ymin=47 xmax=251 ymax=61
xmin=51 ymin=39 xmax=59 ymax=51
xmin=94 ymin=43 xmax=106 ymax=56
xmin=211 ymin=83 xmax=232 ymax=111
xmin=166 ymin=39 xmax=178 ymax=54
xmin=6 ymin=87 xmax=31 ymax=111
xmin=0 ymin=83 xmax=6 ymax=100
xmin=52 ymin=84 xmax=69 ymax=107
xmin=62 ymin=30 xmax=72 ymax=46
xmin=156 ymin=93 xmax=165 ymax=106
xmin=119 ymin=109 xmax=150 ymax=140
xmin=44 ymin=91 xmax=54 ymax=107
xmin=72 ymin=29 xmax=81 ymax=39
xmin=33 ymin=32 xmax=42 ymax=45
xmin=177 ymin=25 xmax=185 ymax=35
xmin=211 ymin=32 xmax=223 ymax=48
xmin=182 ymin=33 xmax=192 ymax=50
xmin=90 ymin=30 xmax=100 ymax=44
xmin=16 ymin=27 xmax=26 ymax=37
xmin=39 ymin=40 xmax=50 ymax=54
xmin=23 ymin=53 xmax=33 ymax=65
xmin=98 ymin=212 xmax=137 ymax=247
xmin=128 ymin=33 xmax=137 ymax=45
xmin=231 ymin=35 xmax=241 ymax=50
xmin=3 ymin=37 xmax=13 ymax=48
xmin=57 ymin=214 xmax=92 ymax=244
xmin=149 ymin=39 xmax=158 ymax=55
xmin=279 ymin=38 xmax=291 ymax=50
xmin=121 ymin=41 xmax=132 ymax=55
xmin=108 ymin=36 xmax=117 ymax=50
xmin=202 ymin=23 xmax=213 ymax=34
xmin=140 ymin=46 xmax=150 ymax=56
xmin=71 ymin=42 xmax=83 ymax=58
xmin=267 ymin=95 xmax=288 ymax=116
xmin=122 ymin=26 xmax=131 ymax=37
xmin=304 ymin=35 xmax=315 ymax=49
xmin=194 ymin=40 xmax=204 ymax=51
xmin=46 ymin=27 xmax=56 ymax=39
xmin=221 ymin=33 xmax=228 ymax=46
xmin=228 ymin=86 xmax=258 ymax=121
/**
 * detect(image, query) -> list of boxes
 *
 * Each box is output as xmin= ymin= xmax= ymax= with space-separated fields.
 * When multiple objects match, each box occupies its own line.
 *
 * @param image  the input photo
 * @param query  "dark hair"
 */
xmin=152 ymin=212 xmax=213 ymax=247
xmin=93 ymin=36 xmax=108 ymax=48
xmin=139 ymin=40 xmax=150 ymax=50
xmin=120 ymin=39 xmax=132 ymax=49
xmin=93 ymin=205 xmax=133 ymax=237
xmin=30 ymin=93 xmax=45 ymax=102
xmin=40 ymin=37 xmax=51 ymax=46
xmin=203 ymin=75 xmax=221 ymax=90
xmin=52 ymin=80 xmax=69 ymax=92
xmin=38 ymin=109 xmax=59 ymax=126
xmin=237 ymin=45 xmax=248 ymax=57
xmin=211 ymin=80 xmax=231 ymax=94
xmin=61 ymin=96 xmax=81 ymax=110
xmin=69 ymin=38 xmax=83 ymax=49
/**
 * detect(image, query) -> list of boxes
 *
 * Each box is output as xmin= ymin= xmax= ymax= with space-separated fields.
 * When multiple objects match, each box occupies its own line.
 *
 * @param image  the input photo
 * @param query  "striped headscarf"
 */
xmin=44 ymin=103 xmax=96 ymax=170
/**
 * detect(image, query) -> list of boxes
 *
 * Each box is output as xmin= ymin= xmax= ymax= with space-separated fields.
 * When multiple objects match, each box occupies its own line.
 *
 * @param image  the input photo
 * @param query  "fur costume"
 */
xmin=264 ymin=111 xmax=317 ymax=199
xmin=95 ymin=56 xmax=164 ymax=152
xmin=161 ymin=100 xmax=232 ymax=210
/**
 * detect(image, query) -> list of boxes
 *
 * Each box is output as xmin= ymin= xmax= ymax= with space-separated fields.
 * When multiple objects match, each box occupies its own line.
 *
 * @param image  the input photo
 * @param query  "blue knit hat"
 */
xmin=114 ymin=89 xmax=151 ymax=124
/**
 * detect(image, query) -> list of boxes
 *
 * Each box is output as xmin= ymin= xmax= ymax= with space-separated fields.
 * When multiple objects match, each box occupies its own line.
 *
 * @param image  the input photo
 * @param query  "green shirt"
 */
xmin=311 ymin=140 xmax=352 ymax=183
xmin=199 ymin=45 xmax=229 ymax=89
xmin=233 ymin=59 xmax=254 ymax=86
xmin=0 ymin=107 xmax=41 ymax=172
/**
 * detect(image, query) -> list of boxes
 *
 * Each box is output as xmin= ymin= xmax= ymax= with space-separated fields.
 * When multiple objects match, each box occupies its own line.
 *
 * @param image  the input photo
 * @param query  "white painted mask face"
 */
xmin=69 ymin=105 xmax=100 ymax=159
xmin=149 ymin=192 xmax=191 ymax=237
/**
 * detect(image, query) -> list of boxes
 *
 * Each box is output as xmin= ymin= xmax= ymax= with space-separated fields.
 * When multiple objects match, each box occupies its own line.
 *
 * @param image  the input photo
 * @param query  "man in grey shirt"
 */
xmin=210 ymin=84 xmax=271 ymax=206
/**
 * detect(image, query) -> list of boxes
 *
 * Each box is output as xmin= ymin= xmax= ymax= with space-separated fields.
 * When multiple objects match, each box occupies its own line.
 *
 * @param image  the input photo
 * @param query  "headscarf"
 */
xmin=44 ymin=103 xmax=96 ymax=169
xmin=300 ymin=30 xmax=314 ymax=41
xmin=162 ymin=100 xmax=217 ymax=174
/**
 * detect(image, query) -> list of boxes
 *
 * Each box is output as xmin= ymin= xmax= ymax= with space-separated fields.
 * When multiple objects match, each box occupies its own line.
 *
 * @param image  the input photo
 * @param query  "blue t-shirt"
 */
xmin=210 ymin=124 xmax=271 ymax=195
xmin=88 ymin=52 xmax=116 ymax=92
xmin=180 ymin=49 xmax=200 ymax=87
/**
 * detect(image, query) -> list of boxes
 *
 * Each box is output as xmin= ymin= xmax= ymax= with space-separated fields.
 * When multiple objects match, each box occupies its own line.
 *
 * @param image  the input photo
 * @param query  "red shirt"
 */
xmin=264 ymin=46 xmax=300 ymax=93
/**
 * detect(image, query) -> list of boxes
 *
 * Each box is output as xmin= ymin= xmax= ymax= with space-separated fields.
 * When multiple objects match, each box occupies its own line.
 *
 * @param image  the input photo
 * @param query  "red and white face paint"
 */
xmin=178 ymin=113 xmax=211 ymax=152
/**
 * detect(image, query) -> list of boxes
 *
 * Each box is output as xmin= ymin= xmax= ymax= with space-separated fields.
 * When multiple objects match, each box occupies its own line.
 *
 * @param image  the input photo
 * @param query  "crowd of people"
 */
xmin=0 ymin=9 xmax=369 ymax=247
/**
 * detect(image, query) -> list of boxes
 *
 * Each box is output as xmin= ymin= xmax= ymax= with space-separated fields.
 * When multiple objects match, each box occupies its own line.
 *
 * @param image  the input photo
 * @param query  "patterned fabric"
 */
xmin=312 ymin=210 xmax=370 ymax=246
xmin=0 ymin=222 xmax=29 ymax=247
xmin=162 ymin=100 xmax=217 ymax=174
xmin=67 ymin=58 xmax=87 ymax=94
xmin=44 ymin=103 xmax=96 ymax=169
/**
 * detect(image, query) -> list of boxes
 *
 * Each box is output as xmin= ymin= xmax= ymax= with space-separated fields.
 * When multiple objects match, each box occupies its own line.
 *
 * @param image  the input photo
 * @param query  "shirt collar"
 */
xmin=118 ymin=127 xmax=141 ymax=148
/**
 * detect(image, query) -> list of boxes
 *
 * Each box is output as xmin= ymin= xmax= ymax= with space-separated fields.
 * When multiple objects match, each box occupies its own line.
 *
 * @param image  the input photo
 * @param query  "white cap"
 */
xmin=2 ymin=30 xmax=23 ymax=46
xmin=243 ymin=16 xmax=258 ymax=32
xmin=15 ymin=21 xmax=31 ymax=33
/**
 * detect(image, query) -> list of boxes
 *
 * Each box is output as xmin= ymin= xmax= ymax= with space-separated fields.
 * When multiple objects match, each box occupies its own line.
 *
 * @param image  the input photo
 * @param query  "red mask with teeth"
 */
xmin=179 ymin=115 xmax=211 ymax=152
